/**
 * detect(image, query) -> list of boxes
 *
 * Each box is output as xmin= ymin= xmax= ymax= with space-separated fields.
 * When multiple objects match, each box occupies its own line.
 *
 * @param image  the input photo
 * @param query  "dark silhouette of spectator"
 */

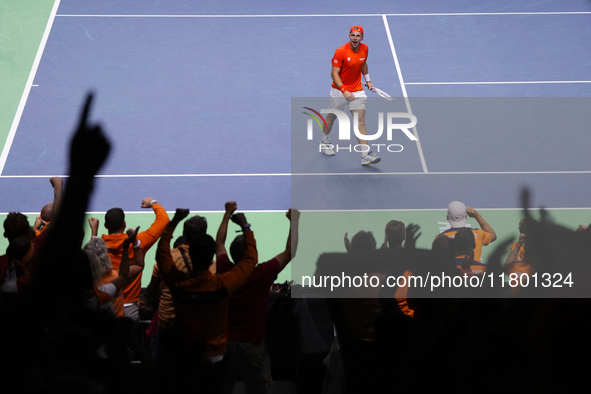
xmin=431 ymin=233 xmax=456 ymax=266
xmin=340 ymin=230 xmax=381 ymax=344
xmin=216 ymin=203 xmax=299 ymax=394
xmin=0 ymin=236 xmax=31 ymax=305
xmin=381 ymin=220 xmax=405 ymax=250
xmin=156 ymin=207 xmax=258 ymax=392
xmin=454 ymin=227 xmax=485 ymax=275
xmin=1 ymin=93 xmax=138 ymax=393
xmin=0 ymin=178 xmax=63 ymax=299
xmin=4 ymin=212 xmax=32 ymax=241
xmin=382 ymin=221 xmax=418 ymax=317
xmin=141 ymin=213 xmax=209 ymax=359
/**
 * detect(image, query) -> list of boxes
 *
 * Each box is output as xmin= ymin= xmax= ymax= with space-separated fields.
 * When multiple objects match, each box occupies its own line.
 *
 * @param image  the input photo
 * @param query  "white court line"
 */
xmin=274 ymin=207 xmax=591 ymax=213
xmin=296 ymin=170 xmax=591 ymax=175
xmin=0 ymin=173 xmax=292 ymax=178
xmin=382 ymin=15 xmax=428 ymax=173
xmin=55 ymin=12 xmax=591 ymax=18
xmin=2 ymin=170 xmax=591 ymax=178
xmin=293 ymin=207 xmax=591 ymax=212
xmin=3 ymin=207 xmax=590 ymax=215
xmin=119 ymin=210 xmax=286 ymax=214
xmin=293 ymin=170 xmax=591 ymax=175
xmin=406 ymin=81 xmax=591 ymax=85
xmin=1 ymin=210 xmax=286 ymax=215
xmin=0 ymin=0 xmax=61 ymax=175
xmin=286 ymin=207 xmax=591 ymax=212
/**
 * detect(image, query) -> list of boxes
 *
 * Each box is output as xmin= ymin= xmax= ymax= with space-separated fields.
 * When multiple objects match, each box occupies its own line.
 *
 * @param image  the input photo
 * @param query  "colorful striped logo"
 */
xmin=302 ymin=107 xmax=328 ymax=132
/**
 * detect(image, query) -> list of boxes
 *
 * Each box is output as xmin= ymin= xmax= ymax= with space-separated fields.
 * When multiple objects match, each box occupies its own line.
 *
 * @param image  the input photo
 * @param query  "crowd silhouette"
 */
xmin=1 ymin=94 xmax=590 ymax=394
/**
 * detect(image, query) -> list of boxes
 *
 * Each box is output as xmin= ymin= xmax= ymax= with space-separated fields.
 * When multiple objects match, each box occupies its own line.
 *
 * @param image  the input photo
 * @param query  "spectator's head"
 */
xmin=183 ymin=216 xmax=207 ymax=244
xmin=104 ymin=208 xmax=125 ymax=234
xmin=518 ymin=218 xmax=538 ymax=235
xmin=230 ymin=234 xmax=245 ymax=264
xmin=6 ymin=235 xmax=31 ymax=261
xmin=83 ymin=238 xmax=113 ymax=286
xmin=351 ymin=230 xmax=376 ymax=252
xmin=40 ymin=203 xmax=53 ymax=222
xmin=432 ymin=235 xmax=455 ymax=266
xmin=3 ymin=212 xmax=30 ymax=241
xmin=189 ymin=234 xmax=216 ymax=271
xmin=454 ymin=228 xmax=476 ymax=256
xmin=447 ymin=201 xmax=467 ymax=228
xmin=173 ymin=236 xmax=186 ymax=249
xmin=385 ymin=220 xmax=405 ymax=248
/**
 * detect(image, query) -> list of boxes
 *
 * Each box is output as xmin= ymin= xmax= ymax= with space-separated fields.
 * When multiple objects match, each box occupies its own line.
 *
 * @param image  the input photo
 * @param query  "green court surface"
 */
xmin=0 ymin=0 xmax=55 ymax=146
xmin=0 ymin=211 xmax=292 ymax=286
xmin=1 ymin=208 xmax=588 ymax=286
xmin=292 ymin=208 xmax=591 ymax=283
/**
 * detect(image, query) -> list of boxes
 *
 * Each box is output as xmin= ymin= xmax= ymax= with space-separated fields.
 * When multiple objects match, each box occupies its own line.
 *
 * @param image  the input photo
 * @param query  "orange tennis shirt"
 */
xmin=102 ymin=203 xmax=169 ymax=304
xmin=331 ymin=42 xmax=368 ymax=92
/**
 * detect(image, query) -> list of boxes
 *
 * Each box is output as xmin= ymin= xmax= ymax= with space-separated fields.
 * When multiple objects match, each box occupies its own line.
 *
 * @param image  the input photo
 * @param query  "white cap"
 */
xmin=447 ymin=201 xmax=467 ymax=228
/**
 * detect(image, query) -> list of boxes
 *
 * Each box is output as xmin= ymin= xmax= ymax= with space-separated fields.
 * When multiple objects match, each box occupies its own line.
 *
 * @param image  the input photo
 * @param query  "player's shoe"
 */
xmin=361 ymin=151 xmax=381 ymax=166
xmin=320 ymin=143 xmax=335 ymax=156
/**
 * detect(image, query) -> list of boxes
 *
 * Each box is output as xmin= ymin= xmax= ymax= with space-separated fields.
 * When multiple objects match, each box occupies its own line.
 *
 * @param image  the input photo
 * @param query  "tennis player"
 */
xmin=321 ymin=25 xmax=381 ymax=166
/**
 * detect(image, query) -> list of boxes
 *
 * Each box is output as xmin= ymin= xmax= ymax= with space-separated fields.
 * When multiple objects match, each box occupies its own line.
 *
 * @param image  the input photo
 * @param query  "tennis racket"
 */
xmin=363 ymin=82 xmax=394 ymax=102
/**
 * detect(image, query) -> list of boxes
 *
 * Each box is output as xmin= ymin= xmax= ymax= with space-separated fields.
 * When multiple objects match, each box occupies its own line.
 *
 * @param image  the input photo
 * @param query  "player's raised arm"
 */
xmin=216 ymin=201 xmax=237 ymax=258
xmin=275 ymin=208 xmax=300 ymax=272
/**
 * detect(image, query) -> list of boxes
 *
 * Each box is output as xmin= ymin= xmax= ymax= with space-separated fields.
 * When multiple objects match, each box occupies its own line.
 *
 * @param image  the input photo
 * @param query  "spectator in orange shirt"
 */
xmin=507 ymin=218 xmax=537 ymax=263
xmin=83 ymin=229 xmax=144 ymax=315
xmin=504 ymin=219 xmax=537 ymax=296
xmin=83 ymin=228 xmax=141 ymax=314
xmin=31 ymin=178 xmax=65 ymax=236
xmin=88 ymin=197 xmax=169 ymax=328
xmin=32 ymin=203 xmax=52 ymax=236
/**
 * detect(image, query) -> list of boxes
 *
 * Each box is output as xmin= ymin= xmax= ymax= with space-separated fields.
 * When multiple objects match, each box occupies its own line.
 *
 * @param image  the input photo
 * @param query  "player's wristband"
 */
xmin=339 ymin=85 xmax=347 ymax=93
xmin=363 ymin=74 xmax=370 ymax=82
xmin=149 ymin=199 xmax=158 ymax=207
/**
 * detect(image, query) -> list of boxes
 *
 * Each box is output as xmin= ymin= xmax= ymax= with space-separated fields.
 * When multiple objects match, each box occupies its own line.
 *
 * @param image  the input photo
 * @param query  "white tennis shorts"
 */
xmin=329 ymin=88 xmax=367 ymax=111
